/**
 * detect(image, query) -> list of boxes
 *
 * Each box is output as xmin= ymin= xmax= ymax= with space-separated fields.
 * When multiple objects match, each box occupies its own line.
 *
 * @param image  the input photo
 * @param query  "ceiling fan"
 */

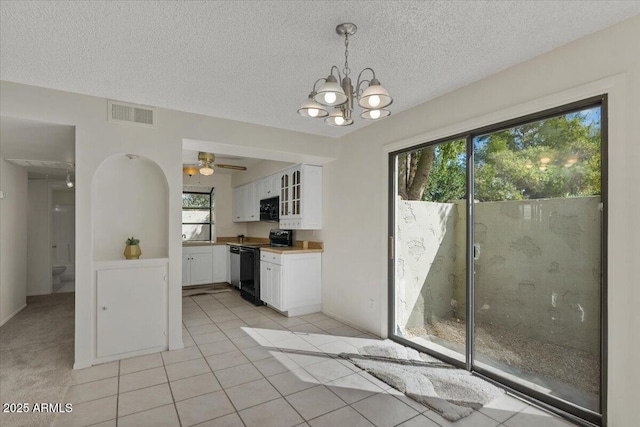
xmin=183 ymin=152 xmax=247 ymax=176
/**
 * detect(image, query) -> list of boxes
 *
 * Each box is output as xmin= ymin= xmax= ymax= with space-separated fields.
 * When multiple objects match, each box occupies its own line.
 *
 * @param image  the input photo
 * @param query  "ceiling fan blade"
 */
xmin=214 ymin=164 xmax=247 ymax=171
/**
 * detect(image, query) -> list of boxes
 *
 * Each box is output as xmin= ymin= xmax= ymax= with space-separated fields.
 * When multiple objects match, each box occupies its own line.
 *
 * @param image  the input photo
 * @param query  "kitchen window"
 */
xmin=182 ymin=189 xmax=214 ymax=241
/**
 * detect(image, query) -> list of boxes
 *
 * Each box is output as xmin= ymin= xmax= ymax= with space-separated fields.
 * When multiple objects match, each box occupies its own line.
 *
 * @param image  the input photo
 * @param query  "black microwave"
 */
xmin=259 ymin=197 xmax=279 ymax=222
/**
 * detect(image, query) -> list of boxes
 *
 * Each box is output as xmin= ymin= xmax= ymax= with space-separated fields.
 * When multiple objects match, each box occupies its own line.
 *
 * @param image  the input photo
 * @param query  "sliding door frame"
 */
xmin=388 ymin=95 xmax=608 ymax=427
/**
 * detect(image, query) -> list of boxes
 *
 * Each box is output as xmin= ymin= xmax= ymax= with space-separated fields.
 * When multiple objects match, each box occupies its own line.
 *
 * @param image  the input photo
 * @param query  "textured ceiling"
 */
xmin=1 ymin=2 xmax=639 ymax=138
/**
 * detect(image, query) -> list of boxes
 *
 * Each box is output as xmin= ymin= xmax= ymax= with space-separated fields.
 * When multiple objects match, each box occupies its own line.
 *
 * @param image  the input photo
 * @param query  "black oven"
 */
xmin=259 ymin=197 xmax=279 ymax=222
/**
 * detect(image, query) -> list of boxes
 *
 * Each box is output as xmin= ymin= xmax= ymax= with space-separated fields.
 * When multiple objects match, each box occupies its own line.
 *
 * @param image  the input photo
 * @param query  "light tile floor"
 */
xmin=55 ymin=288 xmax=578 ymax=427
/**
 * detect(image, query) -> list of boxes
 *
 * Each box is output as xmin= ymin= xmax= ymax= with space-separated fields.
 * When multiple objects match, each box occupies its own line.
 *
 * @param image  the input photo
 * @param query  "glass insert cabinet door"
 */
xmin=389 ymin=98 xmax=605 ymax=426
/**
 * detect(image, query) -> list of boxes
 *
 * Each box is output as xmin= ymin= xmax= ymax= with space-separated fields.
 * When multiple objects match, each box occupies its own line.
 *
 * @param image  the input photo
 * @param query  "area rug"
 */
xmin=182 ymin=283 xmax=233 ymax=297
xmin=340 ymin=344 xmax=504 ymax=421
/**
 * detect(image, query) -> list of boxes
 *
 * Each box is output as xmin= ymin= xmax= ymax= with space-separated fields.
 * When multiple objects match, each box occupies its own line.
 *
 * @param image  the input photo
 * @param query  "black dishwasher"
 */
xmin=239 ymin=247 xmax=262 ymax=305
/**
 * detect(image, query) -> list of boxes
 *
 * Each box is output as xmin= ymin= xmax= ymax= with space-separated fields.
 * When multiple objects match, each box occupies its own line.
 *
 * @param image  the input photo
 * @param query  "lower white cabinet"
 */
xmin=212 ymin=245 xmax=227 ymax=283
xmin=260 ymin=251 xmax=321 ymax=316
xmin=96 ymin=262 xmax=166 ymax=358
xmin=183 ymin=246 xmax=213 ymax=285
xmin=183 ymin=245 xmax=228 ymax=286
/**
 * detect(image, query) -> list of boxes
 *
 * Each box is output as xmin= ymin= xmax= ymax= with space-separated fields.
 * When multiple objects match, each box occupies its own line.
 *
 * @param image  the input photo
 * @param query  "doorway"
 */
xmin=388 ymin=97 xmax=606 ymax=426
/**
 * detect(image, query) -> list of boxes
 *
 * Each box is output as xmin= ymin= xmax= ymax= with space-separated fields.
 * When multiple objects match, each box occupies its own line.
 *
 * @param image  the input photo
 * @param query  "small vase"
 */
xmin=124 ymin=245 xmax=141 ymax=260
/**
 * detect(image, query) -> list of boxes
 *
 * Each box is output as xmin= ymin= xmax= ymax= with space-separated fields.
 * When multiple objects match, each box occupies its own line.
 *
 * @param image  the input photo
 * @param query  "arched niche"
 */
xmin=92 ymin=154 xmax=169 ymax=261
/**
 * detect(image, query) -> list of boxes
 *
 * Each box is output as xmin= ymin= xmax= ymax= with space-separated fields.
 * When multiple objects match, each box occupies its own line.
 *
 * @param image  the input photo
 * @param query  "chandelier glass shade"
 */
xmin=297 ymin=92 xmax=329 ymax=118
xmin=298 ymin=23 xmax=393 ymax=127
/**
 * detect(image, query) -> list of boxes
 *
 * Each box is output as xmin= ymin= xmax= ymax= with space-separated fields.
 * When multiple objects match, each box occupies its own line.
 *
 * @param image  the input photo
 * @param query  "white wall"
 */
xmin=93 ymin=155 xmax=168 ymax=260
xmin=183 ymin=171 xmax=245 ymax=239
xmin=322 ymin=16 xmax=640 ymax=426
xmin=27 ymin=179 xmax=51 ymax=295
xmin=231 ymin=160 xmax=293 ymax=187
xmin=53 ymin=188 xmax=75 ymax=205
xmin=0 ymin=158 xmax=28 ymax=326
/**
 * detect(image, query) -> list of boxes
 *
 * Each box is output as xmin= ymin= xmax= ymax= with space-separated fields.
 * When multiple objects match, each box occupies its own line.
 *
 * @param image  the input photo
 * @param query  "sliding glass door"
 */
xmin=389 ymin=97 xmax=606 ymax=425
xmin=390 ymin=138 xmax=468 ymax=365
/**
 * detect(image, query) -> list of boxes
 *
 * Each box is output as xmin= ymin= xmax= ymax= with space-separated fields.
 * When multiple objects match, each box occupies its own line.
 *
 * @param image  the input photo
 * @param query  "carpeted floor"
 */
xmin=0 ymin=293 xmax=75 ymax=427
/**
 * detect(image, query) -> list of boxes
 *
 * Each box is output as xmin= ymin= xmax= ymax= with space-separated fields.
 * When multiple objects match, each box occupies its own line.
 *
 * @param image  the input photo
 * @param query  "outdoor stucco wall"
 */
xmin=396 ymin=200 xmax=462 ymax=330
xmin=398 ymin=196 xmax=601 ymax=354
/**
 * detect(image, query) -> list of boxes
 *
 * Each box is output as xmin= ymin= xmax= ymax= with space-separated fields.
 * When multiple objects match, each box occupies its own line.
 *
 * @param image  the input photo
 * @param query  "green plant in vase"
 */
xmin=124 ymin=236 xmax=141 ymax=259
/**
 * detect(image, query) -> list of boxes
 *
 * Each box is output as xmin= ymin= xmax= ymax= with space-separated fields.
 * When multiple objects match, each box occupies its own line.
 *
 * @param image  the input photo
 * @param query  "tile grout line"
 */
xmin=114 ymin=360 xmax=120 ymax=427
xmin=162 ymin=328 xmax=185 ymax=427
xmin=192 ymin=297 xmax=247 ymax=426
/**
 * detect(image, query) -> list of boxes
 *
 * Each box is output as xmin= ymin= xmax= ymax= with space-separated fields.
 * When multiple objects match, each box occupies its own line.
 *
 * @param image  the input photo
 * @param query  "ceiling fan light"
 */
xmin=298 ymin=93 xmax=329 ymax=118
xmin=314 ymin=75 xmax=348 ymax=106
xmin=361 ymin=108 xmax=390 ymax=120
xmin=199 ymin=165 xmax=214 ymax=176
xmin=183 ymin=166 xmax=199 ymax=176
xmin=358 ymin=79 xmax=392 ymax=109
xmin=325 ymin=110 xmax=353 ymax=127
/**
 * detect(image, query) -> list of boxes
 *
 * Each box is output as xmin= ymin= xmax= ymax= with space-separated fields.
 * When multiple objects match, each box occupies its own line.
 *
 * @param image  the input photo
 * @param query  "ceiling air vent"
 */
xmin=107 ymin=100 xmax=156 ymax=128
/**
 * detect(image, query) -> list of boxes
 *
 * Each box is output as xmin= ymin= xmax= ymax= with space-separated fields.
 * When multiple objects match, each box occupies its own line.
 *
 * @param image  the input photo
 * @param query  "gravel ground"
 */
xmin=404 ymin=318 xmax=600 ymax=396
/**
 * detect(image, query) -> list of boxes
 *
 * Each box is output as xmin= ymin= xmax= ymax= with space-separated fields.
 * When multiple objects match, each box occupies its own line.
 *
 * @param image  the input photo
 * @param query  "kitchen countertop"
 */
xmin=260 ymin=246 xmax=323 ymax=254
xmin=182 ymin=241 xmax=226 ymax=247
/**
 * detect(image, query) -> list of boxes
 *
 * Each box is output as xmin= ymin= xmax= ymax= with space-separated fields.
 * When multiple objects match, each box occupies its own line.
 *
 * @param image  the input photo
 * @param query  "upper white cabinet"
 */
xmin=233 ymin=164 xmax=322 ymax=229
xmin=257 ymin=175 xmax=278 ymax=200
xmin=279 ymin=164 xmax=322 ymax=230
xmin=232 ymin=182 xmax=259 ymax=222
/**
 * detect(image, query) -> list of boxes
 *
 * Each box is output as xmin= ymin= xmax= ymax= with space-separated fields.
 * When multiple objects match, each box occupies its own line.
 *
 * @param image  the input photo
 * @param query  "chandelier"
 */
xmin=298 ymin=23 xmax=393 ymax=127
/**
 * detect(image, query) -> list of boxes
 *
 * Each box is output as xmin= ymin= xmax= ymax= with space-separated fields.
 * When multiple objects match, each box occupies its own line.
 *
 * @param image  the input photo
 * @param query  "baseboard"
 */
xmin=0 ymin=303 xmax=27 ymax=327
xmin=27 ymin=290 xmax=52 ymax=296
xmin=320 ymin=307 xmax=380 ymax=338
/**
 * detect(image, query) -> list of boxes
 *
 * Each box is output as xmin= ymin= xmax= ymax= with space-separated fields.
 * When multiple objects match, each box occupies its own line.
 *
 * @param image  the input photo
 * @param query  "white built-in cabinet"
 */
xmin=212 ymin=246 xmax=227 ymax=283
xmin=279 ymin=164 xmax=322 ymax=230
xmin=260 ymin=251 xmax=321 ymax=316
xmin=233 ymin=163 xmax=322 ymax=230
xmin=182 ymin=245 xmax=227 ymax=286
xmin=232 ymin=182 xmax=260 ymax=222
xmin=95 ymin=259 xmax=167 ymax=358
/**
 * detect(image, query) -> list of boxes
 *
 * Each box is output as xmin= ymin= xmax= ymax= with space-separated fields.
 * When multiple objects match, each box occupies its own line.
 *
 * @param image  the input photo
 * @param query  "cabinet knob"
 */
xmin=101 ymin=306 xmax=107 ymax=311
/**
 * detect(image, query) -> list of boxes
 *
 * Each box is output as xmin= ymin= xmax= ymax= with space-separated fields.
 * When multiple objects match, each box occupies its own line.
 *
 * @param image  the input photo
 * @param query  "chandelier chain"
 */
xmin=343 ymin=33 xmax=350 ymax=76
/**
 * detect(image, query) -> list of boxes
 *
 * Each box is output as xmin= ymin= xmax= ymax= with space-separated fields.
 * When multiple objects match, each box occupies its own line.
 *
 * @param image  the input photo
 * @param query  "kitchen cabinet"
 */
xmin=96 ymin=261 xmax=166 ymax=358
xmin=232 ymin=182 xmax=259 ymax=222
xmin=260 ymin=251 xmax=321 ymax=316
xmin=258 ymin=175 xmax=278 ymax=200
xmin=182 ymin=246 xmax=213 ymax=285
xmin=212 ymin=245 xmax=227 ymax=283
xmin=279 ymin=164 xmax=322 ymax=230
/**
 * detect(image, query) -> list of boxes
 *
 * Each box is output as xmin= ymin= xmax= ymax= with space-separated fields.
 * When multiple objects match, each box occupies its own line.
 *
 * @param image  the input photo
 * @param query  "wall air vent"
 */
xmin=107 ymin=100 xmax=156 ymax=128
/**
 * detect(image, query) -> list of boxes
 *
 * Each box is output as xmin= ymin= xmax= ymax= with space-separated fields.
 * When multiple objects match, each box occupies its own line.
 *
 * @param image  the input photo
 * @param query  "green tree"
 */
xmin=398 ymin=108 xmax=601 ymax=203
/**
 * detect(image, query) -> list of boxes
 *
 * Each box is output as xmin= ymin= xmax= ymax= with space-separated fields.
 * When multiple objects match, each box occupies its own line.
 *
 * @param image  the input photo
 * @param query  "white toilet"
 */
xmin=52 ymin=265 xmax=66 ymax=286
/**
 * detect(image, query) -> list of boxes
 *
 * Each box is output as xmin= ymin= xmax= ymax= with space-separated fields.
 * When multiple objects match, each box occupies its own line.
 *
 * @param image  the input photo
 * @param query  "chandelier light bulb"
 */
xmin=324 ymin=92 xmax=337 ymax=104
xmin=308 ymin=108 xmax=319 ymax=118
xmin=368 ymin=95 xmax=381 ymax=108
xmin=335 ymin=116 xmax=345 ymax=125
xmin=369 ymin=109 xmax=381 ymax=119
